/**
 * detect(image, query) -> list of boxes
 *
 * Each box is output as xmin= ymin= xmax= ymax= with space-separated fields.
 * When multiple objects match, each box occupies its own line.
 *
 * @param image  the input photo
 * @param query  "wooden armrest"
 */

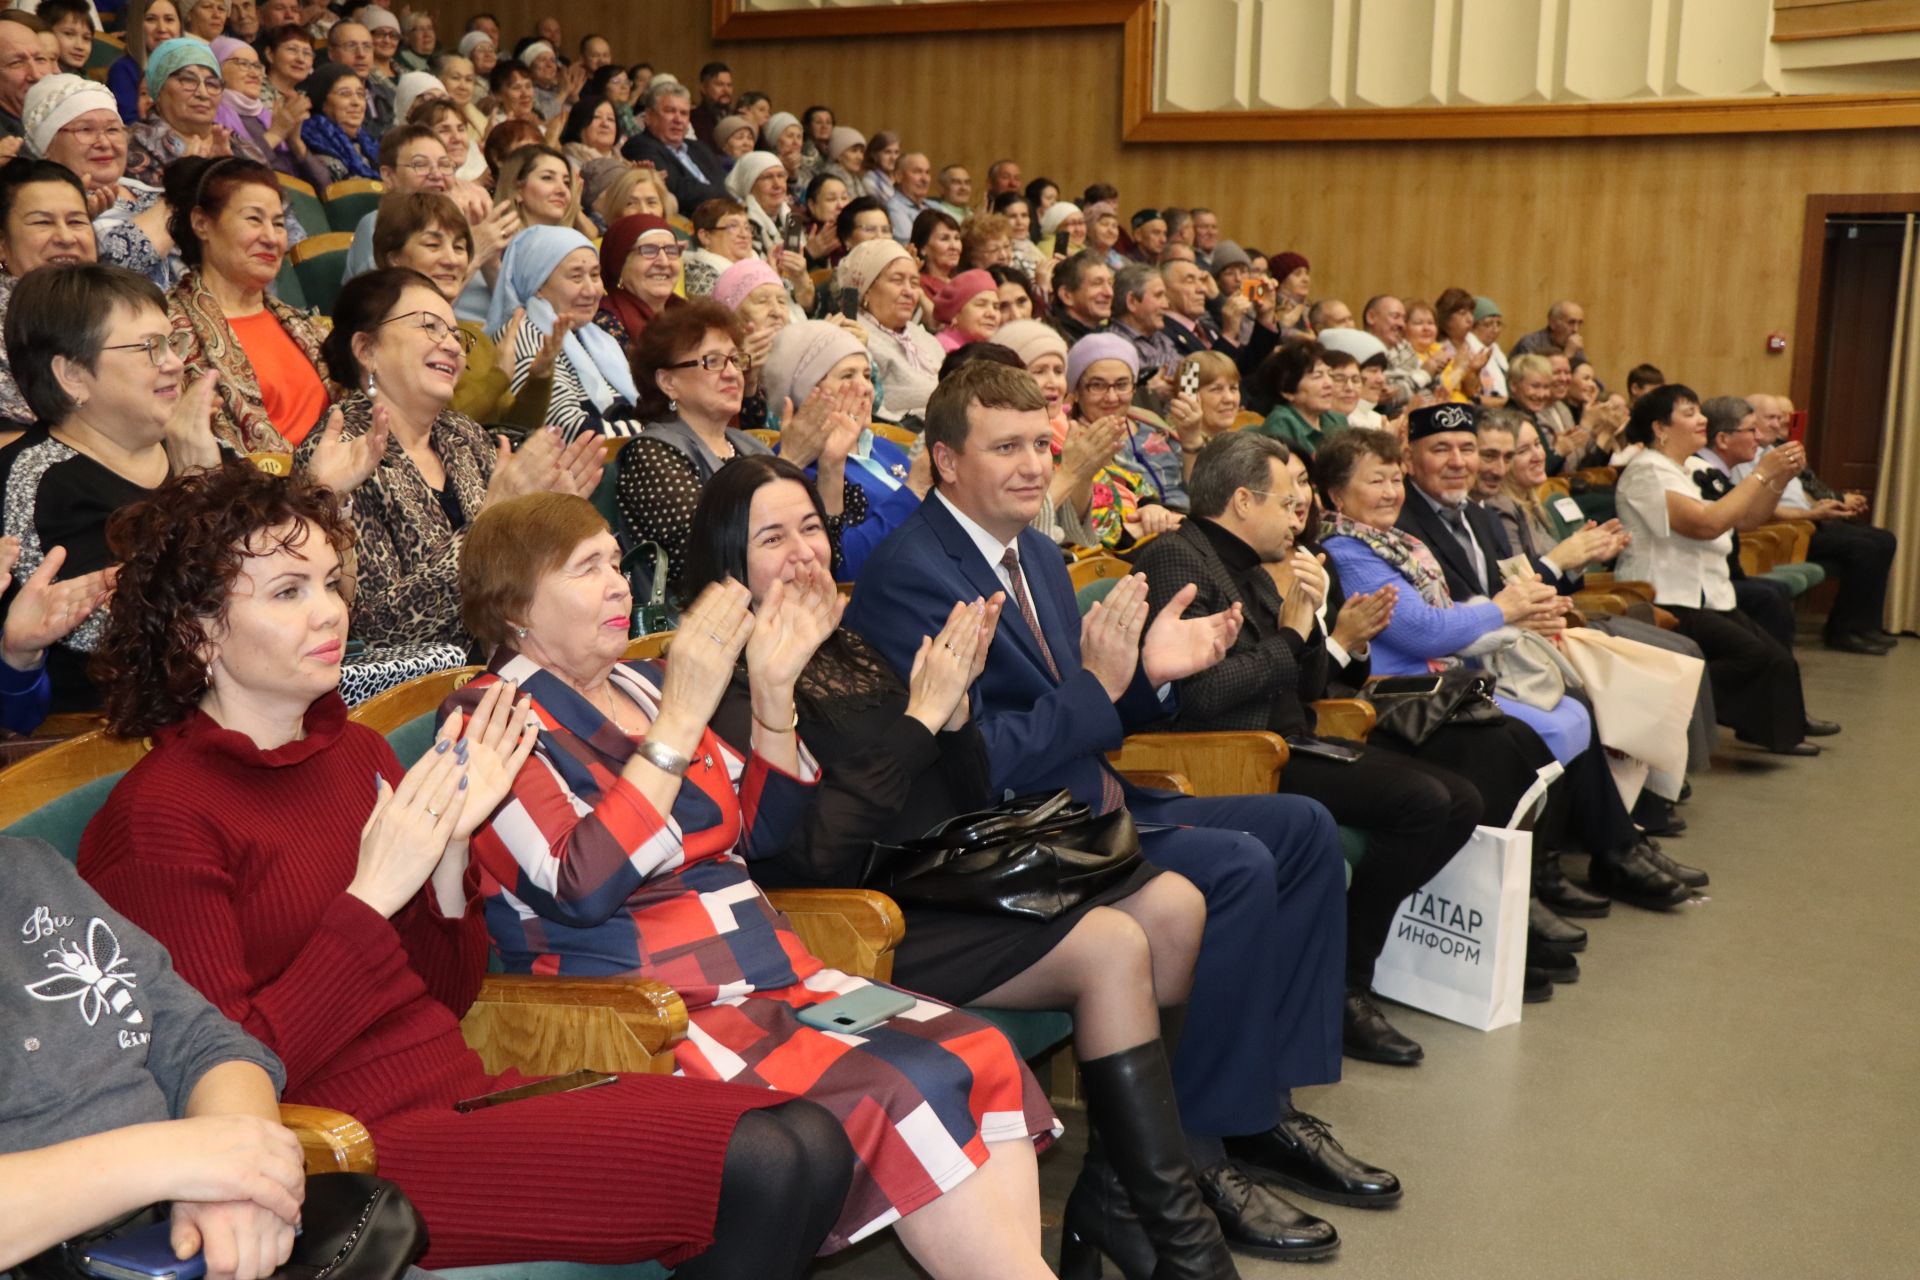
xmin=1310 ymin=698 xmax=1375 ymax=742
xmin=1572 ymin=466 xmax=1619 ymax=489
xmin=1109 ymin=731 xmax=1289 ymax=796
xmin=768 ymin=888 xmax=905 ymax=983
xmin=460 ymin=973 xmax=689 ymax=1077
xmin=281 ymin=1103 xmax=376 ymax=1174
xmin=1573 ymin=590 xmax=1629 ymax=617
xmin=1601 ymin=579 xmax=1657 ymax=604
xmin=1783 ymin=519 xmax=1816 ymax=561
xmin=1120 ymin=769 xmax=1196 ymax=795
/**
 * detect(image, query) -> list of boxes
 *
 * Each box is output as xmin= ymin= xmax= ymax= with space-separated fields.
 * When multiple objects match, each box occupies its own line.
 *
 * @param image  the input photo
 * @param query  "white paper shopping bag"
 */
xmin=1370 ymin=825 xmax=1531 ymax=1032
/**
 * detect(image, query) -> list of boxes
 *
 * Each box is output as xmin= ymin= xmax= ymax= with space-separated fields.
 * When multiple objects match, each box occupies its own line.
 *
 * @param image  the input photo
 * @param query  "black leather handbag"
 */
xmin=1362 ymin=670 xmax=1505 ymax=749
xmin=867 ymin=790 xmax=1142 ymax=922
xmin=25 ymin=1175 xmax=427 ymax=1280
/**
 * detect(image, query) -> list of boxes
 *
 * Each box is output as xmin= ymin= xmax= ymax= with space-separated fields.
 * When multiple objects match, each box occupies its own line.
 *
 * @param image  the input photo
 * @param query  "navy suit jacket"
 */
xmin=1397 ymin=485 xmax=1575 ymax=601
xmin=844 ymin=493 xmax=1169 ymax=807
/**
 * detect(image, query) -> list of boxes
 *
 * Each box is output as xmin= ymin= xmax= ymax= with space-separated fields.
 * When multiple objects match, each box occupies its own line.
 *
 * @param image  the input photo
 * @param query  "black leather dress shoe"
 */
xmin=1535 ymin=855 xmax=1611 ymax=918
xmin=1587 ymin=845 xmax=1692 ymax=910
xmin=1523 ymin=966 xmax=1553 ymax=1003
xmin=1225 ymin=1112 xmax=1402 ymax=1209
xmin=1825 ymin=632 xmax=1888 ymax=655
xmin=1767 ymin=741 xmax=1822 ymax=756
xmin=1868 ymin=629 xmax=1901 ymax=645
xmin=1195 ymin=1162 xmax=1339 ymax=1261
xmin=1528 ymin=897 xmax=1587 ymax=952
xmin=1641 ymin=840 xmax=1708 ymax=888
xmin=1804 ymin=717 xmax=1842 ymax=737
xmin=1631 ymin=791 xmax=1687 ymax=837
xmin=1527 ymin=939 xmax=1580 ymax=983
xmin=1343 ymin=990 xmax=1423 ymax=1066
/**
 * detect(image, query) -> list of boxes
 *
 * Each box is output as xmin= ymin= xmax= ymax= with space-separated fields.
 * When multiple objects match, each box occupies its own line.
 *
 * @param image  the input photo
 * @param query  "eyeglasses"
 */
xmin=1328 ymin=373 xmax=1362 ymax=388
xmin=399 ymin=157 xmax=458 ymax=176
xmin=668 ymin=351 xmax=747 ymax=373
xmin=713 ymin=219 xmax=749 ymax=234
xmin=171 ymin=72 xmax=223 ymax=95
xmin=378 ymin=310 xmax=477 ymax=354
xmin=101 ymin=331 xmax=194 ymax=366
xmin=56 ymin=121 xmax=127 ymax=145
xmin=1082 ymin=378 xmax=1134 ymax=397
xmin=633 ymin=242 xmax=683 ymax=260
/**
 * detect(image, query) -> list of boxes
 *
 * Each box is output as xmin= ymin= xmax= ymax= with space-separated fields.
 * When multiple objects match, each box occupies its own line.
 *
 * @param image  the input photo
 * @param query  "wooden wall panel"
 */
xmin=435 ymin=0 xmax=1920 ymax=395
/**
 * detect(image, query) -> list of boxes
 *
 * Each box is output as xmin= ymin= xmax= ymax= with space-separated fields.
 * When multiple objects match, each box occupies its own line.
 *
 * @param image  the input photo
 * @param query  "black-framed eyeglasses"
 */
xmin=668 ymin=351 xmax=747 ymax=373
xmin=101 ymin=331 xmax=194 ymax=366
xmin=378 ymin=310 xmax=477 ymax=354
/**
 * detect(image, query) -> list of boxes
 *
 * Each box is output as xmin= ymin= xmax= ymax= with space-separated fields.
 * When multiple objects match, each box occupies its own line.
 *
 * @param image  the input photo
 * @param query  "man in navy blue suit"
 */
xmin=845 ymin=361 xmax=1401 ymax=1266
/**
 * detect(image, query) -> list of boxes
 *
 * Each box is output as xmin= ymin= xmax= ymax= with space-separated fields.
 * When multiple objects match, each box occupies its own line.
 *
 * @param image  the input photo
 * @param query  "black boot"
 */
xmin=1535 ymin=850 xmax=1611 ymax=918
xmin=1061 ymin=1030 xmax=1239 ymax=1280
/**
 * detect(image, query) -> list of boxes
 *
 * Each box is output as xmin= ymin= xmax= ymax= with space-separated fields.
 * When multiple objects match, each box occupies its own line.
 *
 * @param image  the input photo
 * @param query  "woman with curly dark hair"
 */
xmin=0 ymin=262 xmax=219 ymax=717
xmin=77 ymin=460 xmax=856 ymax=1276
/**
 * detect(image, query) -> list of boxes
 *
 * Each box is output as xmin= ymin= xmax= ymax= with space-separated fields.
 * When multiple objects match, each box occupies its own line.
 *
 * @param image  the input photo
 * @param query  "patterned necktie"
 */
xmin=1002 ymin=546 xmax=1061 ymax=681
xmin=1003 ymin=546 xmax=1125 ymax=814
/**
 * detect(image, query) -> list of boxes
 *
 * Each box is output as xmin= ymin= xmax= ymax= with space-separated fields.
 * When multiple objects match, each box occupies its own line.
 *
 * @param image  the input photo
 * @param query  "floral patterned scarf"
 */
xmin=1318 ymin=510 xmax=1454 ymax=609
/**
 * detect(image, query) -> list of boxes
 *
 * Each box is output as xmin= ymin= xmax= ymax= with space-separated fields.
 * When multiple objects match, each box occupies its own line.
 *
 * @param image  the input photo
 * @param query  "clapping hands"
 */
xmin=745 ymin=560 xmax=842 ymax=694
xmin=1141 ymin=581 xmax=1242 ymax=684
xmin=302 ymin=404 xmax=389 ymax=495
xmin=905 ymin=596 xmax=1004 ymax=733
xmin=0 ymin=541 xmax=116 ymax=673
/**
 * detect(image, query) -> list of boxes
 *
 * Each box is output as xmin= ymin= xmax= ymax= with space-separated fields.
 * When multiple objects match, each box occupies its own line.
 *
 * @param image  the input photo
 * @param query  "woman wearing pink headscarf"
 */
xmin=932 ymin=269 xmax=1001 ymax=353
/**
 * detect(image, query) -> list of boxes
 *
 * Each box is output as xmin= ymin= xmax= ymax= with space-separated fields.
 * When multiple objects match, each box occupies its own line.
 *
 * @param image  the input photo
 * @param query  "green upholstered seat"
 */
xmin=274 ymin=257 xmax=309 ymax=310
xmin=324 ymin=190 xmax=382 ymax=233
xmin=388 ymin=711 xmax=440 ymax=769
xmin=963 ymin=1006 xmax=1073 ymax=1062
xmin=1762 ymin=562 xmax=1826 ymax=596
xmin=1 ymin=771 xmax=127 ymax=862
xmin=1076 ymin=577 xmax=1122 ymax=615
xmin=1337 ymin=824 xmax=1366 ymax=887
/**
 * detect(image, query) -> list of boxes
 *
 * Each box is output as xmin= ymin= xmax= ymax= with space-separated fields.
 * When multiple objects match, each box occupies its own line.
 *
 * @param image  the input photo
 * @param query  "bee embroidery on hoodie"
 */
xmin=25 ymin=917 xmax=143 ymax=1027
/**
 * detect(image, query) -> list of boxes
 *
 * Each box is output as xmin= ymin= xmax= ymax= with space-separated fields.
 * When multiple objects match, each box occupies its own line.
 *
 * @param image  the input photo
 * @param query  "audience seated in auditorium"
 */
xmin=595 ymin=211 xmax=682 ymax=348
xmin=325 ymin=21 xmax=391 ymax=134
xmin=298 ymin=62 xmax=380 ymax=183
xmin=1511 ymin=298 xmax=1587 ymax=364
xmin=78 ymin=463 xmax=853 ymax=1276
xmin=681 ymin=453 xmax=1242 ymax=1279
xmin=1067 ymin=332 xmax=1192 ymax=518
xmin=1737 ymin=393 xmax=1897 ymax=654
xmin=1614 ymin=385 xmax=1837 ymax=757
xmin=446 ymin=490 xmax=1063 ymax=1279
xmin=932 ymin=267 xmax=1001 ymax=352
xmin=210 ymin=35 xmax=329 ymax=187
xmin=886 ymin=149 xmax=933 ymax=240
xmin=847 ymin=359 xmax=1401 ymax=1266
xmin=125 ymin=39 xmax=230 ymax=189
xmin=1255 ymin=341 xmax=1347 ymax=459
xmin=1135 ymin=430 xmax=1508 ymax=1061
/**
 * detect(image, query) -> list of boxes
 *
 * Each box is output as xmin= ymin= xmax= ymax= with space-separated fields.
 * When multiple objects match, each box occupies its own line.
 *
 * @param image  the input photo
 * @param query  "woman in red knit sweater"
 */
xmin=77 ymin=462 xmax=855 ymax=1276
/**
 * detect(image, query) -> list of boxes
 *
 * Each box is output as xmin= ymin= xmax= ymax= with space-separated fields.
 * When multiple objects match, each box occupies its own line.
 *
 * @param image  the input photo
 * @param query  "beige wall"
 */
xmin=444 ymin=0 xmax=1920 ymax=394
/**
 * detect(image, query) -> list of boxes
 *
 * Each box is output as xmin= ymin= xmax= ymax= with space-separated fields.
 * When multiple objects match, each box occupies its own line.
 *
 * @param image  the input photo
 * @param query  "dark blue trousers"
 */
xmin=1128 ymin=790 xmax=1346 ymax=1138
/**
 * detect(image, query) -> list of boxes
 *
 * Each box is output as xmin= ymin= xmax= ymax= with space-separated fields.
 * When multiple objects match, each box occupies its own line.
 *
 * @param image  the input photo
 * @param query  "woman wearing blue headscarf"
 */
xmin=488 ymin=224 xmax=644 ymax=439
xmin=125 ymin=38 xmax=233 ymax=188
xmin=299 ymin=62 xmax=380 ymax=183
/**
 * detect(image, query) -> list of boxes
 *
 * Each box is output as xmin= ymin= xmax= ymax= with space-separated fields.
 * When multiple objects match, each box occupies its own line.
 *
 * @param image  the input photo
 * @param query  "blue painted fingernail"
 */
xmin=435 ymin=739 xmax=450 ymax=754
xmin=459 ymin=775 xmax=469 ymax=789
xmin=455 ymin=741 xmax=469 ymax=761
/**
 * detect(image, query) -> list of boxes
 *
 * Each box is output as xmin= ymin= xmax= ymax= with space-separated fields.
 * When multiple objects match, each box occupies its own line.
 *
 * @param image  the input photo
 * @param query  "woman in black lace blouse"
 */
xmin=685 ymin=454 xmax=1243 ymax=1280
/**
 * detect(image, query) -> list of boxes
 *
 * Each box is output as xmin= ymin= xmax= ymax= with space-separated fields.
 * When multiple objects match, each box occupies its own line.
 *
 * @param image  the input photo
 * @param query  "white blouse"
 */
xmin=1613 ymin=450 xmax=1735 ymax=610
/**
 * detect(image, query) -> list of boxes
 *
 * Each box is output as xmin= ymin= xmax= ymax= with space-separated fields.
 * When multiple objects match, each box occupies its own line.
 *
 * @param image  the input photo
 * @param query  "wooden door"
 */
xmin=1807 ymin=218 xmax=1908 ymax=494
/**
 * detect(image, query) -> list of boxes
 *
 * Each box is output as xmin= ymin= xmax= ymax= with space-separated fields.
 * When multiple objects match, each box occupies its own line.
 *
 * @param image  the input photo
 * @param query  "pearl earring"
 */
xmin=367 ymin=371 xmax=379 ymax=400
xmin=668 ymin=398 xmax=678 ymax=413
xmin=515 ymin=626 xmax=529 ymax=639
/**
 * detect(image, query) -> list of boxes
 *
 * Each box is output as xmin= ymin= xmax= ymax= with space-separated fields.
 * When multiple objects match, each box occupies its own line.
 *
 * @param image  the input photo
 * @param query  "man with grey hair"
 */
xmin=1307 ymin=298 xmax=1353 ymax=332
xmin=622 ymin=76 xmax=727 ymax=209
xmin=1511 ymin=299 xmax=1587 ymax=362
xmin=887 ymin=151 xmax=933 ymax=240
xmin=1190 ymin=207 xmax=1220 ymax=269
xmin=1733 ymin=394 xmax=1898 ymax=652
xmin=1137 ymin=429 xmax=1485 ymax=1069
xmin=933 ymin=163 xmax=971 ymax=221
xmin=1111 ymin=262 xmax=1180 ymax=400
xmin=985 ymin=157 xmax=1021 ymax=199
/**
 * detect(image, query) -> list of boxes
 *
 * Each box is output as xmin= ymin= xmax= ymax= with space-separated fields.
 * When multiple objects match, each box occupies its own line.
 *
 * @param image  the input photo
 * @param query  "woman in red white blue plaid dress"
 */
xmin=449 ymin=492 xmax=1062 ymax=1279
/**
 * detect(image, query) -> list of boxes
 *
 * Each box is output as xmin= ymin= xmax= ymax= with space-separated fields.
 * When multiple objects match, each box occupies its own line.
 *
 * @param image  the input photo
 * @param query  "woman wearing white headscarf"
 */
xmin=488 ymin=225 xmax=644 ymax=439
xmin=836 ymin=238 xmax=941 ymax=423
xmin=726 ymin=151 xmax=816 ymax=315
xmin=761 ymin=109 xmax=803 ymax=185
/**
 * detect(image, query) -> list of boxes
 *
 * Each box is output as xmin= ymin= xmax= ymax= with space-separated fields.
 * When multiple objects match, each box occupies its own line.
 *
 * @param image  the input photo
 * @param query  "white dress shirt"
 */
xmin=935 ymin=489 xmax=1033 ymax=601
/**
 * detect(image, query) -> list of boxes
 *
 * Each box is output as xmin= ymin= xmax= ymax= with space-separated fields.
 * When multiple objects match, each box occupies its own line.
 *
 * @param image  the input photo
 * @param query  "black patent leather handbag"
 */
xmin=867 ymin=790 xmax=1142 ymax=922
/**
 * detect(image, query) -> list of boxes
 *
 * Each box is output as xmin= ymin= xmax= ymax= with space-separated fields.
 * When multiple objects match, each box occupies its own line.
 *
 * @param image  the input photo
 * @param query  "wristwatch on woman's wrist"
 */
xmin=635 ymin=738 xmax=691 ymax=777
